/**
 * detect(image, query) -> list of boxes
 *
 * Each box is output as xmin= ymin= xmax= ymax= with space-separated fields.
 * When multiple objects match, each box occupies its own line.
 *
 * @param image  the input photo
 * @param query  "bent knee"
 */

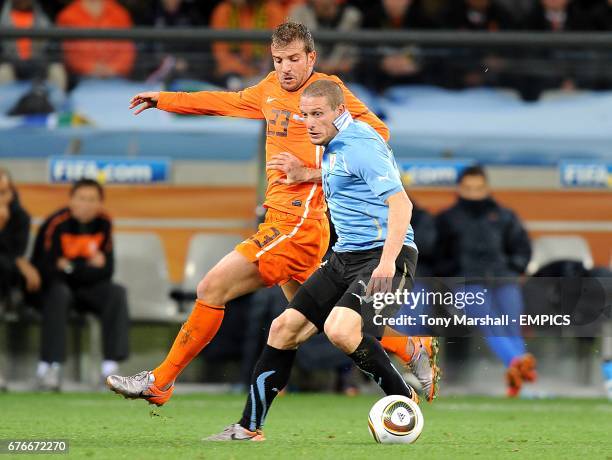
xmin=196 ymin=271 xmax=228 ymax=305
xmin=324 ymin=322 xmax=359 ymax=353
xmin=268 ymin=313 xmax=301 ymax=349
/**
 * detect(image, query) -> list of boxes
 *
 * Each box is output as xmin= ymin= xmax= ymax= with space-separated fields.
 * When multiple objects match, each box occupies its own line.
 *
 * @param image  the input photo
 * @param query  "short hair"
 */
xmin=271 ymin=22 xmax=315 ymax=54
xmin=70 ymin=178 xmax=104 ymax=200
xmin=458 ymin=165 xmax=487 ymax=184
xmin=302 ymin=80 xmax=345 ymax=110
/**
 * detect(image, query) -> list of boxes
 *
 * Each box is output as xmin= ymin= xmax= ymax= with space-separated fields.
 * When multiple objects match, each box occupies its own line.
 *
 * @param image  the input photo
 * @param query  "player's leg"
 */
xmin=206 ymin=309 xmax=319 ymax=441
xmin=37 ymin=280 xmax=73 ymax=391
xmin=280 ymin=278 xmax=301 ymax=302
xmin=493 ymin=283 xmax=537 ymax=397
xmin=207 ymin=256 xmax=344 ymax=441
xmin=74 ymin=281 xmax=130 ymax=381
xmin=324 ymin=306 xmax=419 ymax=403
xmin=107 ymin=250 xmax=265 ymax=405
xmin=378 ymin=279 xmax=439 ymax=400
xmin=362 ymin=246 xmax=439 ymax=401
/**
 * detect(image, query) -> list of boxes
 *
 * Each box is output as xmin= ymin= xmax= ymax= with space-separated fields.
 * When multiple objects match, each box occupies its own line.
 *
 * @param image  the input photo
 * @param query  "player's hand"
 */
xmin=129 ymin=92 xmax=160 ymax=115
xmin=15 ymin=258 xmax=41 ymax=293
xmin=366 ymin=260 xmax=396 ymax=298
xmin=88 ymin=251 xmax=106 ymax=268
xmin=267 ymin=152 xmax=309 ymax=185
xmin=57 ymin=257 xmax=71 ymax=271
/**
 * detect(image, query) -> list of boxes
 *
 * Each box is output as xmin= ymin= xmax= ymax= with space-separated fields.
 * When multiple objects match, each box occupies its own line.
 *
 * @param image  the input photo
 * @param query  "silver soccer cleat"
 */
xmin=106 ymin=370 xmax=174 ymax=406
xmin=204 ymin=424 xmax=265 ymax=442
xmin=407 ymin=337 xmax=440 ymax=402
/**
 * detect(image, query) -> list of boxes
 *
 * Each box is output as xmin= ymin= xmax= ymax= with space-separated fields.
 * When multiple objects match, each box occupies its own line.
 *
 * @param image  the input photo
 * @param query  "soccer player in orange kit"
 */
xmin=106 ymin=22 xmax=439 ymax=405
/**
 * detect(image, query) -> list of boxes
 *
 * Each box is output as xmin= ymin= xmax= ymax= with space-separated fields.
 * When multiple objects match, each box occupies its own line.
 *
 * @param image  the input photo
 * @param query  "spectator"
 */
xmin=440 ymin=0 xmax=517 ymax=89
xmin=410 ymin=200 xmax=437 ymax=277
xmin=525 ymin=0 xmax=590 ymax=31
xmin=444 ymin=0 xmax=517 ymax=30
xmin=0 ymin=0 xmax=67 ymax=91
xmin=40 ymin=0 xmax=71 ymax=20
xmin=151 ymin=0 xmax=202 ymax=27
xmin=0 ymin=168 xmax=40 ymax=312
xmin=56 ymin=0 xmax=135 ymax=79
xmin=30 ymin=179 xmax=129 ymax=391
xmin=435 ymin=166 xmax=536 ymax=397
xmin=360 ymin=0 xmax=432 ymax=92
xmin=587 ymin=0 xmax=612 ymax=30
xmin=143 ymin=0 xmax=207 ymax=83
xmin=210 ymin=0 xmax=285 ymax=89
xmin=289 ymin=0 xmax=362 ymax=77
xmin=521 ymin=0 xmax=591 ymax=97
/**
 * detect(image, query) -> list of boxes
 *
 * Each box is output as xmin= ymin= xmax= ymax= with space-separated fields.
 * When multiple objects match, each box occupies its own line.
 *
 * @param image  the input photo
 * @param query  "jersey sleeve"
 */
xmin=157 ymin=81 xmax=265 ymax=119
xmin=335 ymin=77 xmax=390 ymax=141
xmin=349 ymin=138 xmax=403 ymax=202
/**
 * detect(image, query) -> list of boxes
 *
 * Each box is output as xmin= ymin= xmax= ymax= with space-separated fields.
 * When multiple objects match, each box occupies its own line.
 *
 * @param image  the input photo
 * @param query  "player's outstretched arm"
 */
xmin=129 ymin=92 xmax=160 ymax=115
xmin=367 ymin=190 xmax=412 ymax=296
xmin=267 ymin=152 xmax=322 ymax=184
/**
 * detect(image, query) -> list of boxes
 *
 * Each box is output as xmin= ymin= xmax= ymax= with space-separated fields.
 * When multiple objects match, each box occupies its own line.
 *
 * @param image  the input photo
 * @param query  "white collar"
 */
xmin=333 ymin=110 xmax=353 ymax=133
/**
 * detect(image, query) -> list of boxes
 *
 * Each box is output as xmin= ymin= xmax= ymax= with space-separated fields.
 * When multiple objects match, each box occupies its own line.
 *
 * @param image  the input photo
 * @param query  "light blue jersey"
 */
xmin=321 ymin=111 xmax=416 ymax=253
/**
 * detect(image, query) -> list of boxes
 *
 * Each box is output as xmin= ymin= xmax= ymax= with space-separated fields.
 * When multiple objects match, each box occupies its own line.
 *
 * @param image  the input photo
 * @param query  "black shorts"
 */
xmin=288 ymin=245 xmax=418 ymax=333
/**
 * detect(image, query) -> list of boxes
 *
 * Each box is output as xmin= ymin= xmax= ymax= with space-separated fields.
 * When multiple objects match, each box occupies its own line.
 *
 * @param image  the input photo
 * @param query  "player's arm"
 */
xmin=366 ymin=190 xmax=412 ymax=296
xmin=338 ymin=79 xmax=390 ymax=141
xmin=129 ymin=82 xmax=264 ymax=119
xmin=352 ymin=140 xmax=410 ymax=294
xmin=267 ymin=152 xmax=322 ymax=184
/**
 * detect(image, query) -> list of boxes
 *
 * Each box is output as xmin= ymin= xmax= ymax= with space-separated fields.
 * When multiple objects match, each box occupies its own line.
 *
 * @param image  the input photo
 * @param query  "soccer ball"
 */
xmin=367 ymin=395 xmax=424 ymax=444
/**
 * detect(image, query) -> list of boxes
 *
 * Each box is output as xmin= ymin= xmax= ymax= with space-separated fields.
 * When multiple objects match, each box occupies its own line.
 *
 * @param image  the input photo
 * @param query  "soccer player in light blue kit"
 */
xmin=208 ymin=79 xmax=429 ymax=441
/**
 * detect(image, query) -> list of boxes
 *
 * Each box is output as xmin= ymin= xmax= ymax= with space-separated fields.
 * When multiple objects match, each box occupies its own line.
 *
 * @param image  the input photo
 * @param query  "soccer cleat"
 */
xmin=204 ymin=424 xmax=265 ymax=442
xmin=106 ymin=371 xmax=174 ymax=406
xmin=506 ymin=358 xmax=523 ymax=397
xmin=407 ymin=337 xmax=440 ymax=402
xmin=518 ymin=353 xmax=537 ymax=382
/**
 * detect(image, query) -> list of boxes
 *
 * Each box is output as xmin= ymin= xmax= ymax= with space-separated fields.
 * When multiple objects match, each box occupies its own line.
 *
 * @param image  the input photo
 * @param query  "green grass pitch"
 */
xmin=1 ymin=392 xmax=611 ymax=459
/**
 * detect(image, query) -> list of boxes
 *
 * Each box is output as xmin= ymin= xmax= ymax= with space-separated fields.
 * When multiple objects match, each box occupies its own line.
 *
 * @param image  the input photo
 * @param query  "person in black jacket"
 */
xmin=435 ymin=165 xmax=535 ymax=397
xmin=0 ymin=168 xmax=40 ymax=309
xmin=30 ymin=179 xmax=129 ymax=391
xmin=0 ymin=168 xmax=40 ymax=391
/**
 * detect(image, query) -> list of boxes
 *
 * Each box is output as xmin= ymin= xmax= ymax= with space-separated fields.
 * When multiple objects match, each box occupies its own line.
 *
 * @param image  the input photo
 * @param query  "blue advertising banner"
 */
xmin=48 ymin=157 xmax=171 ymax=184
xmin=399 ymin=160 xmax=474 ymax=187
xmin=559 ymin=161 xmax=612 ymax=189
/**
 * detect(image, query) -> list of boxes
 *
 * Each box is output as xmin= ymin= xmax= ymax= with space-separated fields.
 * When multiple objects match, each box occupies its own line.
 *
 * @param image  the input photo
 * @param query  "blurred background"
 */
xmin=0 ymin=0 xmax=611 ymax=399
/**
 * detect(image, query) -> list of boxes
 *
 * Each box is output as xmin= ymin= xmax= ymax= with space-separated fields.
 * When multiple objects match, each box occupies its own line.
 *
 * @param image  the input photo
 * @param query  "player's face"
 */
xmin=300 ymin=95 xmax=345 ymax=146
xmin=271 ymin=41 xmax=316 ymax=92
xmin=69 ymin=186 xmax=103 ymax=224
xmin=0 ymin=175 xmax=14 ymax=206
xmin=458 ymin=175 xmax=489 ymax=201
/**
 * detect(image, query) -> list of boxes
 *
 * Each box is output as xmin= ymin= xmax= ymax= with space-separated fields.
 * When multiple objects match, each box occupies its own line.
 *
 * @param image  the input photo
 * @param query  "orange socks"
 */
xmin=380 ymin=335 xmax=416 ymax=363
xmin=153 ymin=299 xmax=225 ymax=388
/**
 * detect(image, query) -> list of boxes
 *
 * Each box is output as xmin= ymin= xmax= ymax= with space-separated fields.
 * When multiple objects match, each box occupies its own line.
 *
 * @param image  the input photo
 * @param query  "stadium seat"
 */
xmin=113 ymin=232 xmax=182 ymax=322
xmin=180 ymin=233 xmax=244 ymax=297
xmin=526 ymin=235 xmax=594 ymax=275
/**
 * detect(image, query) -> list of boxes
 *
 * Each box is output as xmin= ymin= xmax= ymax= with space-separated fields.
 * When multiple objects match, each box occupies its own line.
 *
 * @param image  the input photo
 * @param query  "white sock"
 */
xmin=101 ymin=360 xmax=118 ymax=377
xmin=36 ymin=361 xmax=50 ymax=377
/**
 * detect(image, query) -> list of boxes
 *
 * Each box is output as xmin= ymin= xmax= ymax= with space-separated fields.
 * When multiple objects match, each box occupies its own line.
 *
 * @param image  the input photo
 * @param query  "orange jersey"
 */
xmin=157 ymin=71 xmax=389 ymax=220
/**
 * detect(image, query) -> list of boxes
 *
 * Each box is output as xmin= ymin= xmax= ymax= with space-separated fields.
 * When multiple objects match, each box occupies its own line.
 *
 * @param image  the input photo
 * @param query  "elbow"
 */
xmin=405 ymin=194 xmax=413 ymax=215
